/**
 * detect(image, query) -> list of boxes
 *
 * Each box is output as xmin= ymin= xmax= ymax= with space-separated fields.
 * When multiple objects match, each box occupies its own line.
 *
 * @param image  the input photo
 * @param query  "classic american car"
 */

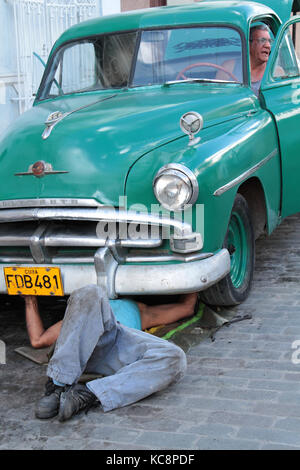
xmin=1 ymin=0 xmax=300 ymax=305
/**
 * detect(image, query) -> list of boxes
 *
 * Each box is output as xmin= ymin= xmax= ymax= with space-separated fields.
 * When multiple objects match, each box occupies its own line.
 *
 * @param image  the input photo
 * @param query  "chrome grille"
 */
xmin=0 ymin=203 xmax=202 ymax=263
xmin=0 ymin=219 xmax=162 ymax=264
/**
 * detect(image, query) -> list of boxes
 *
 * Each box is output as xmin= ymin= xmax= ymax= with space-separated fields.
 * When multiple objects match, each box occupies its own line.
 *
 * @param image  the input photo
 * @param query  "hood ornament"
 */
xmin=15 ymin=160 xmax=69 ymax=178
xmin=41 ymin=95 xmax=117 ymax=140
xmin=42 ymin=111 xmax=68 ymax=140
xmin=180 ymin=111 xmax=203 ymax=146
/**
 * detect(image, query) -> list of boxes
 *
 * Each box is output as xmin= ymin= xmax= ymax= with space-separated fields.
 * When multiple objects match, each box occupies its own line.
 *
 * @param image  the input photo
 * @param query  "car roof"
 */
xmin=53 ymin=1 xmax=279 ymax=52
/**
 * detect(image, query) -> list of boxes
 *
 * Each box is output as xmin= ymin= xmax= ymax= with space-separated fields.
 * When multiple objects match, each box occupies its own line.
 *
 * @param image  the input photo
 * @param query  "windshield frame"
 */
xmin=35 ymin=23 xmax=247 ymax=103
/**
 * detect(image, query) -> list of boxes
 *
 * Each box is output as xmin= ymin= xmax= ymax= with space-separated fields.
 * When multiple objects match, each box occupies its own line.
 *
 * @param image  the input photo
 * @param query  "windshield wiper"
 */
xmin=163 ymin=78 xmax=238 ymax=86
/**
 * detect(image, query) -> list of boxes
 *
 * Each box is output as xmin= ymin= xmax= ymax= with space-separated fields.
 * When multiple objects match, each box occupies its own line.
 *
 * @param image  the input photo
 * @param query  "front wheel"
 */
xmin=200 ymin=194 xmax=255 ymax=306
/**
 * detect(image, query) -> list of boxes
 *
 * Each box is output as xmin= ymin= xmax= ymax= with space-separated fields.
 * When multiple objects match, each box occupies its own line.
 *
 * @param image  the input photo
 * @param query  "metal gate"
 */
xmin=9 ymin=0 xmax=98 ymax=114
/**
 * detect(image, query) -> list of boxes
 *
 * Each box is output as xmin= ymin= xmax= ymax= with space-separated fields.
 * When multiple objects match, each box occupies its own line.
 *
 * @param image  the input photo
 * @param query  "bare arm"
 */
xmin=137 ymin=293 xmax=198 ymax=330
xmin=24 ymin=296 xmax=62 ymax=349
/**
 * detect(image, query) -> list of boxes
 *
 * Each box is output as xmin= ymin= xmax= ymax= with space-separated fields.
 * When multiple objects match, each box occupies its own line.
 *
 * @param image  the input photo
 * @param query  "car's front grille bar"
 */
xmin=0 ymin=220 xmax=162 ymax=264
xmin=0 ymin=206 xmax=203 ymax=263
xmin=0 ymin=207 xmax=194 ymax=237
xmin=0 ymin=221 xmax=162 ymax=248
xmin=0 ymin=250 xmax=213 ymax=265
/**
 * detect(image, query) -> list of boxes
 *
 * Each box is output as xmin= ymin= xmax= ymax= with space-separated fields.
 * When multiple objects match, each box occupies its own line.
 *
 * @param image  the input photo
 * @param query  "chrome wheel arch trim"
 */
xmin=213 ymin=149 xmax=277 ymax=197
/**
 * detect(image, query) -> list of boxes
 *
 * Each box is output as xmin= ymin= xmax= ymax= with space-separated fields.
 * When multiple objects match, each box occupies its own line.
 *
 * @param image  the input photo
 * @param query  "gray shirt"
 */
xmin=251 ymin=79 xmax=262 ymax=97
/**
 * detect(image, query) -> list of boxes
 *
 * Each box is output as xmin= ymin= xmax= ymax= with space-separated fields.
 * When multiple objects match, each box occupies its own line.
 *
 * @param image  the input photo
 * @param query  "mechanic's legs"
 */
xmin=47 ymin=284 xmax=119 ymax=385
xmin=36 ymin=285 xmax=121 ymax=419
xmin=86 ymin=326 xmax=187 ymax=412
xmin=46 ymin=284 xmax=186 ymax=414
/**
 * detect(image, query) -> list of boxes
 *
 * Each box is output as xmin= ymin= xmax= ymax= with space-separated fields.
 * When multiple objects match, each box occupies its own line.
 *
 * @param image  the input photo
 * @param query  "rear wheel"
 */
xmin=200 ymin=194 xmax=255 ymax=306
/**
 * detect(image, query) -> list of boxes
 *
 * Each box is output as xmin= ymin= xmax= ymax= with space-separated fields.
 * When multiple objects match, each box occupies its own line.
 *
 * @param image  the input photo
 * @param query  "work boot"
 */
xmin=58 ymin=383 xmax=99 ymax=422
xmin=35 ymin=378 xmax=65 ymax=419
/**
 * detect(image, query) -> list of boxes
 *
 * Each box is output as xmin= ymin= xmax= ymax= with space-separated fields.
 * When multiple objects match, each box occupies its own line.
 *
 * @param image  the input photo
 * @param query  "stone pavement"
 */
xmin=1 ymin=213 xmax=300 ymax=450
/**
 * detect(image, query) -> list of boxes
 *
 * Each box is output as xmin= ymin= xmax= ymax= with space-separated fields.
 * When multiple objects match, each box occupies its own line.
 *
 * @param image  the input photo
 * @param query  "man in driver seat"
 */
xmin=217 ymin=24 xmax=274 ymax=96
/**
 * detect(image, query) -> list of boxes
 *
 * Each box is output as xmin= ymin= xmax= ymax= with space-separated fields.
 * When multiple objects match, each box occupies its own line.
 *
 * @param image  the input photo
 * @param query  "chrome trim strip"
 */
xmin=0 ymin=251 xmax=212 ymax=265
xmin=0 ymin=256 xmax=35 ymax=263
xmin=0 ymin=235 xmax=161 ymax=249
xmin=15 ymin=170 xmax=69 ymax=177
xmin=0 ymin=199 xmax=103 ymax=209
xmin=124 ymin=252 xmax=213 ymax=263
xmin=43 ymin=236 xmax=162 ymax=249
xmin=0 ymin=207 xmax=195 ymax=237
xmin=213 ymin=149 xmax=278 ymax=197
xmin=30 ymin=223 xmax=49 ymax=263
xmin=42 ymin=94 xmax=117 ymax=140
xmin=164 ymin=79 xmax=235 ymax=86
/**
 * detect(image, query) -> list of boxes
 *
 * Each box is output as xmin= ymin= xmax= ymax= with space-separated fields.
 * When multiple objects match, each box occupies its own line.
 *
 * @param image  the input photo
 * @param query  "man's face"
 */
xmin=250 ymin=29 xmax=272 ymax=65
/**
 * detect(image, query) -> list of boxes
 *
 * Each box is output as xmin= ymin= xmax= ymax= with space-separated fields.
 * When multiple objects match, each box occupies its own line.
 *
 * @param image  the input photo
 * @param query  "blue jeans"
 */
xmin=47 ymin=285 xmax=187 ymax=412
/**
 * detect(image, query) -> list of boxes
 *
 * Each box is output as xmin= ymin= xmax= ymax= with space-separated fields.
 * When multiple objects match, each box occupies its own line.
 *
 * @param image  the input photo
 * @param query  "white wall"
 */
xmin=101 ymin=0 xmax=121 ymax=16
xmin=0 ymin=0 xmax=19 ymax=136
xmin=0 ymin=0 xmax=121 ymax=138
xmin=167 ymin=0 xmax=194 ymax=4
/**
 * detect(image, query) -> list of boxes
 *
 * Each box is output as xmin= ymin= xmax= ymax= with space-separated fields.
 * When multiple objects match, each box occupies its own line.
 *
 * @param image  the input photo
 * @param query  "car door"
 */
xmin=261 ymin=16 xmax=300 ymax=219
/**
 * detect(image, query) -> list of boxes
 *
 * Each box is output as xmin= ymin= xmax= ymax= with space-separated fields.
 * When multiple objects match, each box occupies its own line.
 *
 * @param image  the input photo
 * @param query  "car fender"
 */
xmin=125 ymin=109 xmax=281 ymax=253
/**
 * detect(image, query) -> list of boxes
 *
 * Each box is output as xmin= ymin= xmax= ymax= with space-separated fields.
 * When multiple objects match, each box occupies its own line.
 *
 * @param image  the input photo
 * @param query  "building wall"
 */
xmin=121 ymin=0 xmax=166 ymax=11
xmin=121 ymin=0 xmax=195 ymax=8
xmin=167 ymin=0 xmax=195 ymax=4
xmin=122 ymin=0 xmax=151 ymax=10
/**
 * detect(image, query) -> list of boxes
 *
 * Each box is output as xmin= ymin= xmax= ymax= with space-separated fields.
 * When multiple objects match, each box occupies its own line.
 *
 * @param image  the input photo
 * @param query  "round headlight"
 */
xmin=153 ymin=164 xmax=199 ymax=211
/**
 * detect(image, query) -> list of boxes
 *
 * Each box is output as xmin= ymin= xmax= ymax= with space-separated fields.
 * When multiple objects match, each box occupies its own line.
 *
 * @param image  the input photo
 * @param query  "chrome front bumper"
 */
xmin=115 ymin=248 xmax=230 ymax=296
xmin=0 ymin=248 xmax=230 ymax=298
xmin=0 ymin=201 xmax=230 ymax=298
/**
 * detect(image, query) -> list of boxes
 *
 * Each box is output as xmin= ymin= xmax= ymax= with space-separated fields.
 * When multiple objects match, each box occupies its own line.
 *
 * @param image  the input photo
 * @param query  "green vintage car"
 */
xmin=1 ymin=0 xmax=300 ymax=305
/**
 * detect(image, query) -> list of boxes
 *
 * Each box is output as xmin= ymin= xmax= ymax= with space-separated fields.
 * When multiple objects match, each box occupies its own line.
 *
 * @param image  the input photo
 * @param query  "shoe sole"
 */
xmin=35 ymin=408 xmax=59 ymax=419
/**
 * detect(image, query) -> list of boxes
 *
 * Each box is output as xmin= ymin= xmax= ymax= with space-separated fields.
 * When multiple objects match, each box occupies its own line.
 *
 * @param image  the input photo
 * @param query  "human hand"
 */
xmin=21 ymin=294 xmax=38 ymax=305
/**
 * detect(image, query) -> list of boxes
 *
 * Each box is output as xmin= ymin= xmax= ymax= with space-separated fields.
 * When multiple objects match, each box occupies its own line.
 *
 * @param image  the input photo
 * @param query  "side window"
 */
xmin=291 ymin=19 xmax=300 ymax=58
xmin=49 ymin=60 xmax=62 ymax=96
xmin=272 ymin=29 xmax=300 ymax=79
xmin=48 ymin=42 xmax=97 ymax=96
xmin=61 ymin=43 xmax=96 ymax=93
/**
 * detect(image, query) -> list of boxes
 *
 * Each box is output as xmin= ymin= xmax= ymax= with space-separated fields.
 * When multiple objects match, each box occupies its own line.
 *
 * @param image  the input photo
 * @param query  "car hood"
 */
xmin=0 ymin=85 xmax=257 ymax=206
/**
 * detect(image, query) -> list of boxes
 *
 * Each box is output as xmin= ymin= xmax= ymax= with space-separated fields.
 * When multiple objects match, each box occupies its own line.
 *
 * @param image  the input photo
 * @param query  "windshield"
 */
xmin=133 ymin=27 xmax=243 ymax=85
xmin=38 ymin=32 xmax=138 ymax=100
xmin=37 ymin=26 xmax=243 ymax=100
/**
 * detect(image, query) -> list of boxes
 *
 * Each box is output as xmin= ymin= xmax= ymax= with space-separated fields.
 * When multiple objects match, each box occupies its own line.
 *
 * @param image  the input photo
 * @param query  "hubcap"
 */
xmin=227 ymin=211 xmax=248 ymax=288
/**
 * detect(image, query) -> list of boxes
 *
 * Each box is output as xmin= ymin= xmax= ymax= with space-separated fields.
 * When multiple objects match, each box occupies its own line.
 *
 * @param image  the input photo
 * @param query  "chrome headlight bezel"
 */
xmin=153 ymin=163 xmax=199 ymax=212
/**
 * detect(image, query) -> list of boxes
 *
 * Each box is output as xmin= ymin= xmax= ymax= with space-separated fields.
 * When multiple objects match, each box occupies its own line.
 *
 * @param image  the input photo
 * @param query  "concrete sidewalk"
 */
xmin=1 ymin=214 xmax=300 ymax=450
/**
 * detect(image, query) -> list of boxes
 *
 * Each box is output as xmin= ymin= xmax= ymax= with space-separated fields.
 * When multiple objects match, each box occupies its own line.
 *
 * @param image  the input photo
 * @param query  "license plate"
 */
xmin=4 ymin=267 xmax=64 ymax=296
